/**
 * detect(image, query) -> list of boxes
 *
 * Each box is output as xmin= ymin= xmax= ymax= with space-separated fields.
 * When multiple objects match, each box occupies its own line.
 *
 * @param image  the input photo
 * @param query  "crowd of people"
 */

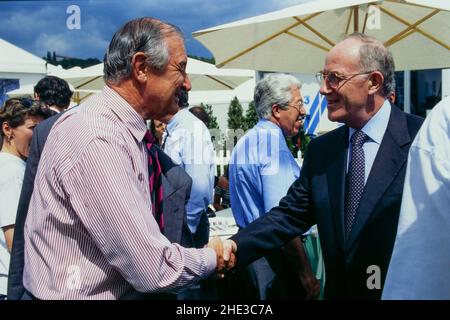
xmin=0 ymin=16 xmax=448 ymax=300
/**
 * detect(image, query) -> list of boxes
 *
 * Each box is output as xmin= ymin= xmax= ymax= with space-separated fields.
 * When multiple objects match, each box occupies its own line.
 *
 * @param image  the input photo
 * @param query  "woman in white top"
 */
xmin=0 ymin=98 xmax=51 ymax=299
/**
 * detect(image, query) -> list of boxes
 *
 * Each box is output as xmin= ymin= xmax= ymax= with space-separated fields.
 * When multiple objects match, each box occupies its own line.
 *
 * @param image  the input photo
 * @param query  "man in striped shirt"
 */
xmin=21 ymin=17 xmax=230 ymax=300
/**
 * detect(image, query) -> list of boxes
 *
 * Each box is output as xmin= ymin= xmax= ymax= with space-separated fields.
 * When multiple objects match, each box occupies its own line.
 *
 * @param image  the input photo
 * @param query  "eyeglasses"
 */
xmin=315 ymin=70 xmax=374 ymax=89
xmin=286 ymin=100 xmax=306 ymax=121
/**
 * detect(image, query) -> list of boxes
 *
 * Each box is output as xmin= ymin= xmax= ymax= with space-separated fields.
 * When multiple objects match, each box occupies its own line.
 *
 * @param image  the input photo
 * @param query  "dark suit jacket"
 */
xmin=231 ymin=105 xmax=423 ymax=300
xmin=7 ymin=113 xmax=193 ymax=300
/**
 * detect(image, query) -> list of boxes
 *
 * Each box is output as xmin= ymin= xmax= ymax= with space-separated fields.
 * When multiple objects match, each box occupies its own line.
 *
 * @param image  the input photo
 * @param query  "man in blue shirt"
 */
xmin=162 ymin=91 xmax=215 ymax=249
xmin=228 ymin=73 xmax=319 ymax=299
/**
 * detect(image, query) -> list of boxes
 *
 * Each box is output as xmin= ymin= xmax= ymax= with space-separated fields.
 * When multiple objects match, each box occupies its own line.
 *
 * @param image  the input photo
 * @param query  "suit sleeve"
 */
xmin=231 ymin=141 xmax=316 ymax=267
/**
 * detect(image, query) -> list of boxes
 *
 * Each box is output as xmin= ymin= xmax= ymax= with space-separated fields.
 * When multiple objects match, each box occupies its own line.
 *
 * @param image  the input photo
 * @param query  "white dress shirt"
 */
xmin=382 ymin=96 xmax=450 ymax=300
xmin=347 ymin=99 xmax=391 ymax=184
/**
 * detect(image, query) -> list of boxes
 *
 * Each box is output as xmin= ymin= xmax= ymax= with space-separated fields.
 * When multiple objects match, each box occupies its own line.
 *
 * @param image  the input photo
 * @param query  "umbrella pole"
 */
xmin=353 ymin=6 xmax=359 ymax=32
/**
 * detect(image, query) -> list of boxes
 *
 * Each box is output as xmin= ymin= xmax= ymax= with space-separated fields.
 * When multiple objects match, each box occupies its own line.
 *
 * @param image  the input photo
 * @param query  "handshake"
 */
xmin=206 ymin=237 xmax=237 ymax=278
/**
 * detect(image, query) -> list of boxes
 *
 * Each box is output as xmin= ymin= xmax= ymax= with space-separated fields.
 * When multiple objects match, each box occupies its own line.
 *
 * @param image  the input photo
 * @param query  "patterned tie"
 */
xmin=345 ymin=130 xmax=368 ymax=239
xmin=144 ymin=130 xmax=164 ymax=232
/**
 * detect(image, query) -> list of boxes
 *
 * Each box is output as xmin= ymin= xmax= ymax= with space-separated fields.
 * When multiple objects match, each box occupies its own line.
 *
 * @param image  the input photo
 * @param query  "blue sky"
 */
xmin=0 ymin=0 xmax=309 ymax=60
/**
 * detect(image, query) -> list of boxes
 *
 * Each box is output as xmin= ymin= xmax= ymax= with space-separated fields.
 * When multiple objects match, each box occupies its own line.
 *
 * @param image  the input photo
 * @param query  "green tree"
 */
xmin=300 ymin=129 xmax=312 ymax=159
xmin=200 ymin=103 xmax=219 ymax=129
xmin=244 ymin=100 xmax=258 ymax=131
xmin=227 ymin=96 xmax=245 ymax=130
xmin=227 ymin=96 xmax=246 ymax=148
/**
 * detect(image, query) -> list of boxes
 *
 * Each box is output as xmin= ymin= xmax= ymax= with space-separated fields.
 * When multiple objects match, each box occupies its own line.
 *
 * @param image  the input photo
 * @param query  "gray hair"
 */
xmin=254 ymin=73 xmax=302 ymax=120
xmin=345 ymin=33 xmax=396 ymax=98
xmin=104 ymin=17 xmax=183 ymax=85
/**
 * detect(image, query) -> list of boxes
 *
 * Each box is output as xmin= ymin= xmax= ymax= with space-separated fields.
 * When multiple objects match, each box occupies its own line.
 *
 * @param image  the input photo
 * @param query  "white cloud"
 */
xmin=34 ymin=33 xmax=71 ymax=54
xmin=33 ymin=29 xmax=109 ymax=59
xmin=0 ymin=5 xmax=65 ymax=35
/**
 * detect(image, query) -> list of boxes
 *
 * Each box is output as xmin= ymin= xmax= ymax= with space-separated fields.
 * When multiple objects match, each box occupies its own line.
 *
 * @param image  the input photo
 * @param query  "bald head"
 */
xmin=329 ymin=33 xmax=395 ymax=98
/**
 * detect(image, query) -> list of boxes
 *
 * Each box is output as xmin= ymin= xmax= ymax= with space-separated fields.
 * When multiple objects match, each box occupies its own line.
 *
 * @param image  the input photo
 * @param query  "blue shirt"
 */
xmin=163 ymin=109 xmax=215 ymax=233
xmin=347 ymin=100 xmax=391 ymax=184
xmin=229 ymin=119 xmax=300 ymax=228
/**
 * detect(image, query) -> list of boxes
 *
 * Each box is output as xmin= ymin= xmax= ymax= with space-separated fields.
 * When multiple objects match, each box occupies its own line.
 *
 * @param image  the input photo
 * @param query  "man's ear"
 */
xmin=131 ymin=52 xmax=149 ymax=83
xmin=272 ymin=104 xmax=281 ymax=120
xmin=368 ymin=71 xmax=384 ymax=95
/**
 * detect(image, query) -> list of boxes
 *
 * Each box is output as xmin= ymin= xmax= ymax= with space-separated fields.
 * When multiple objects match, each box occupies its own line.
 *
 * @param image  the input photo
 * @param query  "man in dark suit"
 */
xmin=223 ymin=33 xmax=423 ymax=299
xmin=7 ymin=112 xmax=194 ymax=300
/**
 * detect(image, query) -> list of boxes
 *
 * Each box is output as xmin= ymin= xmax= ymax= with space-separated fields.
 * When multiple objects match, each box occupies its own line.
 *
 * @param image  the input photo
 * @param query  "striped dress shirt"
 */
xmin=23 ymin=86 xmax=216 ymax=299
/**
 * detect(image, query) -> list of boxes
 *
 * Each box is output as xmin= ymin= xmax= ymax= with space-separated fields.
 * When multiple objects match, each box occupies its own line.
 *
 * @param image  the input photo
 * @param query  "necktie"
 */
xmin=345 ymin=130 xmax=367 ymax=239
xmin=144 ymin=130 xmax=164 ymax=232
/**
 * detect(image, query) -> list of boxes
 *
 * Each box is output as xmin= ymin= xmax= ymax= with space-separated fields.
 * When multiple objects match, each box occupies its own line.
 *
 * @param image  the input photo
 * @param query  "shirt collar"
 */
xmin=102 ymin=85 xmax=148 ymax=143
xmin=349 ymin=99 xmax=391 ymax=145
xmin=256 ymin=118 xmax=283 ymax=134
xmin=49 ymin=106 xmax=61 ymax=113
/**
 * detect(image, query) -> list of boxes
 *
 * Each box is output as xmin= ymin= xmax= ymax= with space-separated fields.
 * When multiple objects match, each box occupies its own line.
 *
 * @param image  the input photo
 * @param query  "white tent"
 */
xmin=0 ymin=38 xmax=47 ymax=74
xmin=0 ymin=38 xmax=48 ymax=100
xmin=47 ymin=58 xmax=254 ymax=103
xmin=49 ymin=58 xmax=255 ymax=91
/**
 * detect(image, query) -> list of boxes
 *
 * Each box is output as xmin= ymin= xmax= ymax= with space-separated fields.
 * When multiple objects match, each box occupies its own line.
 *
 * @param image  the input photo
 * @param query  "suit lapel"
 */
xmin=346 ymin=106 xmax=411 ymax=250
xmin=157 ymin=147 xmax=180 ymax=198
xmin=326 ymin=126 xmax=349 ymax=252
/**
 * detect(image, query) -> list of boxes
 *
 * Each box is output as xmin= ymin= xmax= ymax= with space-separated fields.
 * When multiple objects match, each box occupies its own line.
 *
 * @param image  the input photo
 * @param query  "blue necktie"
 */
xmin=345 ymin=130 xmax=367 ymax=239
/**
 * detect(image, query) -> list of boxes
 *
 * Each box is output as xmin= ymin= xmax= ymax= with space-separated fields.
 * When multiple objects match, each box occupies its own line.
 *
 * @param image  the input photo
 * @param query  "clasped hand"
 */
xmin=206 ymin=237 xmax=237 ymax=278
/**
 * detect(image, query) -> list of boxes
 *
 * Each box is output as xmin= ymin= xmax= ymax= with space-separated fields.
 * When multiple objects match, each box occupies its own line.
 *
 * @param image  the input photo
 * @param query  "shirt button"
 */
xmin=138 ymin=173 xmax=144 ymax=181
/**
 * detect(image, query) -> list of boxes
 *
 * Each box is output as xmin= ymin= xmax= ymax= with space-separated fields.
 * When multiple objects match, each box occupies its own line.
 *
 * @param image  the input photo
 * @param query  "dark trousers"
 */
xmin=216 ymin=251 xmax=307 ymax=300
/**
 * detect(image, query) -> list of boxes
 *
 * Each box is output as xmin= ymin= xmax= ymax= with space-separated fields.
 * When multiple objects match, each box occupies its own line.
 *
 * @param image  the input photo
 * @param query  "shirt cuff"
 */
xmin=202 ymin=247 xmax=217 ymax=277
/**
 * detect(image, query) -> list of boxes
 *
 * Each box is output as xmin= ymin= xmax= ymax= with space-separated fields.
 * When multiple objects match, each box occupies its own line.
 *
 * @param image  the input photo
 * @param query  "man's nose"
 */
xmin=300 ymin=106 xmax=306 ymax=116
xmin=183 ymin=74 xmax=192 ymax=91
xmin=319 ymin=78 xmax=332 ymax=95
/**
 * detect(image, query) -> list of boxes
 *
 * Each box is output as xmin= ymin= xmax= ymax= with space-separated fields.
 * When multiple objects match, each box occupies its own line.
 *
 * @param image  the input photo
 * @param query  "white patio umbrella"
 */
xmin=193 ymin=0 xmax=450 ymax=73
xmin=186 ymin=58 xmax=254 ymax=90
xmin=49 ymin=58 xmax=254 ymax=103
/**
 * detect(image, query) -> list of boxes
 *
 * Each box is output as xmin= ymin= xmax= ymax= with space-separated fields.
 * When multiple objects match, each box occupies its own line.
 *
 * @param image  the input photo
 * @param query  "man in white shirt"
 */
xmin=383 ymin=96 xmax=450 ymax=300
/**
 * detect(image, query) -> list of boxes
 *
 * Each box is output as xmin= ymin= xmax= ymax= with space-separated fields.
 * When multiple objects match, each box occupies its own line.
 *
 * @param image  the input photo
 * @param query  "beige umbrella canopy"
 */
xmin=48 ymin=64 xmax=103 ymax=103
xmin=193 ymin=0 xmax=450 ymax=73
xmin=49 ymin=58 xmax=254 ymax=104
